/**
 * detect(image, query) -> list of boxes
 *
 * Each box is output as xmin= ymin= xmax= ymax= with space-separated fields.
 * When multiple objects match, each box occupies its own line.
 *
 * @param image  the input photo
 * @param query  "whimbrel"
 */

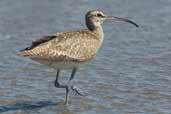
xmin=18 ymin=10 xmax=138 ymax=104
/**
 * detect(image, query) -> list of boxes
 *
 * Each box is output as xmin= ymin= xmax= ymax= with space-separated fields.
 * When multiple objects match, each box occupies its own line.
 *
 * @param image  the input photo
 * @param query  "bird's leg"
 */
xmin=54 ymin=69 xmax=69 ymax=105
xmin=68 ymin=67 xmax=84 ymax=96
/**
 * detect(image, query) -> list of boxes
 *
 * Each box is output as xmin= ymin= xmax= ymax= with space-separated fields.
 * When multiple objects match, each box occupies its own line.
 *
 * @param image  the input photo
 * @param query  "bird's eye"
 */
xmin=97 ymin=13 xmax=104 ymax=17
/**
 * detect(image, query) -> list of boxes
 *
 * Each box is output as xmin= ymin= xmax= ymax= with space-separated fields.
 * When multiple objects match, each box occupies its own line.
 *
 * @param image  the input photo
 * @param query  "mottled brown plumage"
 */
xmin=22 ymin=35 xmax=57 ymax=51
xmin=19 ymin=28 xmax=103 ymax=63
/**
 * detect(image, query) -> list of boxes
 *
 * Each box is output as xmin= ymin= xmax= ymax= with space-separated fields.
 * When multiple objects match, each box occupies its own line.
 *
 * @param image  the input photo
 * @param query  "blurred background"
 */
xmin=0 ymin=0 xmax=171 ymax=114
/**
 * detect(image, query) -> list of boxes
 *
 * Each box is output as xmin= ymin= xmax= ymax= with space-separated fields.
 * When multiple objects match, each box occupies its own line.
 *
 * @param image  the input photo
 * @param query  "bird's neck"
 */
xmin=92 ymin=25 xmax=104 ymax=39
xmin=89 ymin=25 xmax=104 ymax=48
xmin=86 ymin=20 xmax=104 ymax=38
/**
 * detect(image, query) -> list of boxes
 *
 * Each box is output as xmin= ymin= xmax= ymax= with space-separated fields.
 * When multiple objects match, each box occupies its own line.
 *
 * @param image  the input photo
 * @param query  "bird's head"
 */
xmin=85 ymin=10 xmax=138 ymax=30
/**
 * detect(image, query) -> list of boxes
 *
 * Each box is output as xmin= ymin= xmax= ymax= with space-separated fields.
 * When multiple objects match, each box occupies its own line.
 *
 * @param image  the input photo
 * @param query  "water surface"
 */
xmin=0 ymin=0 xmax=171 ymax=114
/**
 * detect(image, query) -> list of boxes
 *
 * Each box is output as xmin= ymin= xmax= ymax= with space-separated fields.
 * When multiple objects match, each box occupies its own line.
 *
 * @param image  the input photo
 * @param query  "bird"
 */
xmin=18 ymin=10 xmax=138 ymax=105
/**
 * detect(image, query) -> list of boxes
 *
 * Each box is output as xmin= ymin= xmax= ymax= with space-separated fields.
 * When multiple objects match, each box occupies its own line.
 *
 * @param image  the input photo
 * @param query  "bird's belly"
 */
xmin=49 ymin=61 xmax=86 ymax=69
xmin=31 ymin=58 xmax=90 ymax=69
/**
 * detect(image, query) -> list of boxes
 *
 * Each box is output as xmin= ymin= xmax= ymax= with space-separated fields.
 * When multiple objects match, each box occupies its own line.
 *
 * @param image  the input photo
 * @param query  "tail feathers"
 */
xmin=17 ymin=50 xmax=34 ymax=57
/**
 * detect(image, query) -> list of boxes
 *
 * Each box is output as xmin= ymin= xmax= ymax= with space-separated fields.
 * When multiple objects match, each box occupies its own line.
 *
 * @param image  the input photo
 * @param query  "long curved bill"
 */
xmin=106 ymin=16 xmax=139 ymax=27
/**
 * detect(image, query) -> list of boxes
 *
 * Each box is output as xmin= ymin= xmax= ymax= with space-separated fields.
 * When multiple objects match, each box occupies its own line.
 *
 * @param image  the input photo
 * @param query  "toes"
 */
xmin=71 ymin=85 xmax=85 ymax=96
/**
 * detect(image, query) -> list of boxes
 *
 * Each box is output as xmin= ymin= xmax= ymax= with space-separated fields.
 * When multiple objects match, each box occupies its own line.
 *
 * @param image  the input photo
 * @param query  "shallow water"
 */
xmin=0 ymin=0 xmax=171 ymax=114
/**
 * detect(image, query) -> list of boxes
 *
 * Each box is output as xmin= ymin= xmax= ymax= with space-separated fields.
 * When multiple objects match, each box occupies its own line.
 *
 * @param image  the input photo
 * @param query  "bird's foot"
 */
xmin=71 ymin=85 xmax=85 ymax=96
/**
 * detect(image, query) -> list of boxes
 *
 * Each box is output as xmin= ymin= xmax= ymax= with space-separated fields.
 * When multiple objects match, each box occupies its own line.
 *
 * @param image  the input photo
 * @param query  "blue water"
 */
xmin=0 ymin=0 xmax=171 ymax=114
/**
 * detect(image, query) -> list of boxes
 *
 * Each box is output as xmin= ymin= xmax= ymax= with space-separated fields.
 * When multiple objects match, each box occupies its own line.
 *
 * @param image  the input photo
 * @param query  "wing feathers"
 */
xmin=21 ymin=35 xmax=57 ymax=51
